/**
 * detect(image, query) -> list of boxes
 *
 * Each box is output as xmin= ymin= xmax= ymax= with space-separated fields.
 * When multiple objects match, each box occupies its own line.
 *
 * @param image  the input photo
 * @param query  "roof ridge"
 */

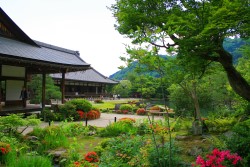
xmin=34 ymin=40 xmax=79 ymax=55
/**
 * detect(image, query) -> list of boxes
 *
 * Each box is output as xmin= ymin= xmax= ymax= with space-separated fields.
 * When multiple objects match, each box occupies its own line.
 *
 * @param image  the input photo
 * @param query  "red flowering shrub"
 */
xmin=116 ymin=110 xmax=129 ymax=114
xmin=77 ymin=110 xmax=101 ymax=120
xmin=136 ymin=108 xmax=147 ymax=115
xmin=84 ymin=151 xmax=99 ymax=163
xmin=0 ymin=142 xmax=11 ymax=155
xmin=192 ymin=148 xmax=242 ymax=167
xmin=77 ymin=110 xmax=85 ymax=119
xmin=86 ymin=110 xmax=101 ymax=120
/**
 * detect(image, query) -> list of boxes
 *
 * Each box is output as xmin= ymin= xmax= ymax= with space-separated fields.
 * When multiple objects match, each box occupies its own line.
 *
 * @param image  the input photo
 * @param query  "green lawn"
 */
xmin=91 ymin=99 xmax=139 ymax=110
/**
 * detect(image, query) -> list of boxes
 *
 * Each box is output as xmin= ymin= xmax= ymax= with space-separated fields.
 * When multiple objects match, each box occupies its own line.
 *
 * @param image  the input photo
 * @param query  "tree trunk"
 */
xmin=217 ymin=49 xmax=250 ymax=102
xmin=190 ymin=82 xmax=203 ymax=135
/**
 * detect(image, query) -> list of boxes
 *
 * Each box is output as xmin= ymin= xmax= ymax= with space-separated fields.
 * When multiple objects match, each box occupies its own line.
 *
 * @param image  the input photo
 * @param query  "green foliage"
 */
xmin=58 ymin=102 xmax=77 ymax=121
xmin=40 ymin=108 xmax=64 ymax=122
xmin=119 ymin=104 xmax=133 ymax=112
xmin=99 ymin=120 xmax=136 ymax=137
xmin=225 ymin=119 xmax=250 ymax=165
xmin=110 ymin=0 xmax=250 ymax=102
xmin=205 ymin=117 xmax=237 ymax=133
xmin=112 ymin=80 xmax=132 ymax=98
xmin=7 ymin=155 xmax=52 ymax=167
xmin=0 ymin=114 xmax=40 ymax=137
xmin=98 ymin=135 xmax=149 ymax=167
xmin=30 ymin=125 xmax=69 ymax=153
xmin=61 ymin=123 xmax=97 ymax=137
xmin=148 ymin=141 xmax=180 ymax=167
xmin=57 ymin=99 xmax=93 ymax=121
xmin=28 ymin=74 xmax=61 ymax=103
xmin=68 ymin=99 xmax=92 ymax=112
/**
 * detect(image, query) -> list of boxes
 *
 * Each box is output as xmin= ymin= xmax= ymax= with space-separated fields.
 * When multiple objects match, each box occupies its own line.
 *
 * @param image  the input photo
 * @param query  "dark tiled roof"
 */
xmin=0 ymin=36 xmax=89 ymax=66
xmin=51 ymin=68 xmax=118 ymax=84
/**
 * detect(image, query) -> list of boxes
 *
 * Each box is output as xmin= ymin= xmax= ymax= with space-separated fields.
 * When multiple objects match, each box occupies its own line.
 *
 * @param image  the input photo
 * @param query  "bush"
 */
xmin=148 ymin=141 xmax=180 ymax=167
xmin=58 ymin=103 xmax=78 ymax=121
xmin=99 ymin=120 xmax=136 ymax=137
xmin=225 ymin=119 xmax=250 ymax=166
xmin=98 ymin=135 xmax=148 ymax=166
xmin=136 ymin=108 xmax=147 ymax=115
xmin=41 ymin=108 xmax=63 ymax=122
xmin=205 ymin=117 xmax=237 ymax=132
xmin=68 ymin=99 xmax=92 ymax=112
xmin=30 ymin=126 xmax=69 ymax=153
xmin=119 ymin=104 xmax=133 ymax=112
xmin=85 ymin=110 xmax=101 ymax=120
xmin=58 ymin=99 xmax=96 ymax=121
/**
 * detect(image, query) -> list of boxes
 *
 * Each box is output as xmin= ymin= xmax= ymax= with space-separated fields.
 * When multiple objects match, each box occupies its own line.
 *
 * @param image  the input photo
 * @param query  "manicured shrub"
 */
xmin=118 ymin=117 xmax=136 ymax=124
xmin=58 ymin=99 xmax=95 ymax=121
xmin=58 ymin=102 xmax=78 ymax=120
xmin=68 ymin=99 xmax=92 ymax=112
xmin=119 ymin=104 xmax=133 ymax=113
xmin=41 ymin=108 xmax=64 ymax=122
xmin=79 ymin=110 xmax=101 ymax=120
xmin=136 ymin=108 xmax=147 ymax=115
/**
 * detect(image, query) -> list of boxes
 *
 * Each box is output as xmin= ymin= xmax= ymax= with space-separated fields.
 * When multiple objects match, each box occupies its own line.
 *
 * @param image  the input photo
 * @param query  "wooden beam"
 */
xmin=42 ymin=73 xmax=46 ymax=110
xmin=61 ymin=71 xmax=65 ymax=104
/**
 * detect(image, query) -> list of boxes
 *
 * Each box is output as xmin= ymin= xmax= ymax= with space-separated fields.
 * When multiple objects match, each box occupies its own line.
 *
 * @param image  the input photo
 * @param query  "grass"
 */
xmin=69 ymin=136 xmax=105 ymax=154
xmin=91 ymin=99 xmax=139 ymax=110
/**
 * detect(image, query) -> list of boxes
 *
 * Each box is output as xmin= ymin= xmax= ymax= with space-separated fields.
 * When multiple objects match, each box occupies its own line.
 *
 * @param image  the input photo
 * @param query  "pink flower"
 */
xmin=193 ymin=149 xmax=242 ymax=167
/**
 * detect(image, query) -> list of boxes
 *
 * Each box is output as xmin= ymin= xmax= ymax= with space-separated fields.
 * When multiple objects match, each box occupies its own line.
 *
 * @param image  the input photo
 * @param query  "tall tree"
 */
xmin=110 ymin=0 xmax=250 ymax=101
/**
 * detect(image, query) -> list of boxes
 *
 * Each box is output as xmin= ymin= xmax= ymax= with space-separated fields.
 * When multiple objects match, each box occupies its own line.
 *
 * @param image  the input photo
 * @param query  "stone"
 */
xmin=192 ymin=120 xmax=202 ymax=135
xmin=175 ymin=135 xmax=190 ymax=141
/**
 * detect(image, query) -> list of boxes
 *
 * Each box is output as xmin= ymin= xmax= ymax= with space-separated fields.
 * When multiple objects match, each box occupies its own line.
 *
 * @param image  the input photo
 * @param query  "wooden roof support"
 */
xmin=42 ymin=72 xmax=46 ymax=110
xmin=61 ymin=71 xmax=66 ymax=104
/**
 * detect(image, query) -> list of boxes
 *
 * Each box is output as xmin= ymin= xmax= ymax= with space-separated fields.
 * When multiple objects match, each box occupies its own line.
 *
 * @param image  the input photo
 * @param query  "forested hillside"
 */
xmin=109 ymin=38 xmax=248 ymax=80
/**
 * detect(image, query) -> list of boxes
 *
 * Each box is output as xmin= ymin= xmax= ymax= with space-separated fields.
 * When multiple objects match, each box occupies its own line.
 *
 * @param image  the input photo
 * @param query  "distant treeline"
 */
xmin=109 ymin=38 xmax=248 ymax=80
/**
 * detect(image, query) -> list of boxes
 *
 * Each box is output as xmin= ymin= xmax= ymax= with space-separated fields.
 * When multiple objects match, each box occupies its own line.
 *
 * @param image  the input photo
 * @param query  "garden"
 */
xmin=1 ymin=1 xmax=250 ymax=166
xmin=0 ymin=98 xmax=249 ymax=167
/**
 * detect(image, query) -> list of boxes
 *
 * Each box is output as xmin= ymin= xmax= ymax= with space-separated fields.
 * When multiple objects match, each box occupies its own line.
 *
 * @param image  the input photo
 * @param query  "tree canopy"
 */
xmin=110 ymin=0 xmax=250 ymax=101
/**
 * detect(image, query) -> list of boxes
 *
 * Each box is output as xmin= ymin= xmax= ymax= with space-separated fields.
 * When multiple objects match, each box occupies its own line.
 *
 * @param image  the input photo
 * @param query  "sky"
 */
xmin=0 ymin=0 xmax=131 ymax=77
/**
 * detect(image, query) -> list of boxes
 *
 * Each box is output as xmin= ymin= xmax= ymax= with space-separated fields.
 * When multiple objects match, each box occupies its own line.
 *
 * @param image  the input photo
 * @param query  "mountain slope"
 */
xmin=109 ymin=38 xmax=248 ymax=80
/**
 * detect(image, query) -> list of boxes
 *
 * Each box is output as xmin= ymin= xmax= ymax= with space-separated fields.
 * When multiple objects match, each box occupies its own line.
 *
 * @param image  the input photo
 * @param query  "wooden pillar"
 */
xmin=61 ymin=71 xmax=65 ymax=104
xmin=42 ymin=73 xmax=46 ymax=110
xmin=24 ymin=68 xmax=27 ymax=88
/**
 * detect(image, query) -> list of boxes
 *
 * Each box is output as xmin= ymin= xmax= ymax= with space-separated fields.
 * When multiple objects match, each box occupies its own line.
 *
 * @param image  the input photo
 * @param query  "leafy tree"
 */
xmin=28 ymin=74 xmax=61 ymax=103
xmin=113 ymin=80 xmax=132 ymax=97
xmin=110 ymin=0 xmax=250 ymax=101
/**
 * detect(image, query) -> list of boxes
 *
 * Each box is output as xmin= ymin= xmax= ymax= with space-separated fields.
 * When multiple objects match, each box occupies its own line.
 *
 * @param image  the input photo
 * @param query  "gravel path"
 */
xmin=19 ymin=113 xmax=165 ymax=135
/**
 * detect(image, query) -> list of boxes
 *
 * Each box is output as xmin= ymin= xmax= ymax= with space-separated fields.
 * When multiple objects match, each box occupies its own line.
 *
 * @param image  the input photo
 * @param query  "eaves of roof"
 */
xmin=51 ymin=68 xmax=118 ymax=84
